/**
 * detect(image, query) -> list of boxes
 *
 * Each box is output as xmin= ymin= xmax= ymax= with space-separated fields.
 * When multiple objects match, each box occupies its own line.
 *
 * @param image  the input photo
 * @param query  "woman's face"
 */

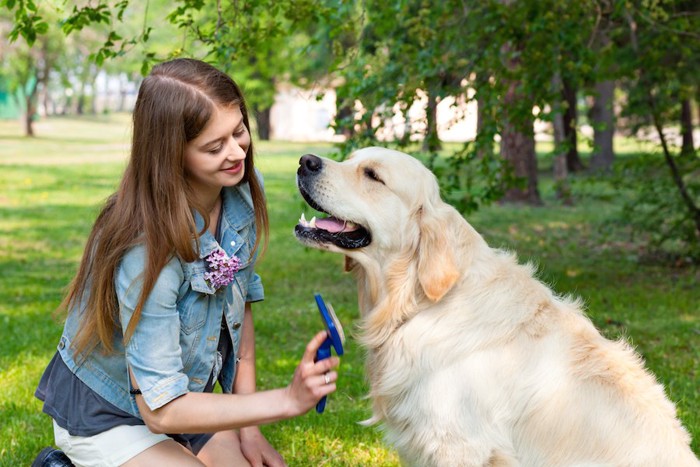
xmin=184 ymin=104 xmax=250 ymax=196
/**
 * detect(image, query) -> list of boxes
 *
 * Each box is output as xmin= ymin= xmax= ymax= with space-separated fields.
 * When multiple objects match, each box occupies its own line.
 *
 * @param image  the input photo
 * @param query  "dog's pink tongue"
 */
xmin=315 ymin=217 xmax=358 ymax=233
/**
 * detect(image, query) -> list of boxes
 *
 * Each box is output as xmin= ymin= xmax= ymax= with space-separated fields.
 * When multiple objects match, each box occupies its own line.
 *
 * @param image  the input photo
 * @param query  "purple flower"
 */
xmin=204 ymin=248 xmax=241 ymax=290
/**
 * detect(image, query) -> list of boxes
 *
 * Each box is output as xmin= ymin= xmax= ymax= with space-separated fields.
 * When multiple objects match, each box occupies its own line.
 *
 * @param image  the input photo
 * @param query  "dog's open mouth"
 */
xmin=295 ymin=185 xmax=371 ymax=250
xmin=295 ymin=214 xmax=372 ymax=249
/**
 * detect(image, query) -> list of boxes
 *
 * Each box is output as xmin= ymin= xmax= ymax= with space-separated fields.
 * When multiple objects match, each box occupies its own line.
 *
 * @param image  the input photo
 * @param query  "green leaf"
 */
xmin=34 ymin=20 xmax=48 ymax=34
xmin=94 ymin=50 xmax=105 ymax=66
xmin=140 ymin=59 xmax=151 ymax=76
xmin=23 ymin=27 xmax=37 ymax=46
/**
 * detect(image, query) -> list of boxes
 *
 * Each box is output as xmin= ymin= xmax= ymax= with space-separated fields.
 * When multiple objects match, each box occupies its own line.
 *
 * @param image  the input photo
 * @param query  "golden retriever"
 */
xmin=294 ymin=147 xmax=699 ymax=467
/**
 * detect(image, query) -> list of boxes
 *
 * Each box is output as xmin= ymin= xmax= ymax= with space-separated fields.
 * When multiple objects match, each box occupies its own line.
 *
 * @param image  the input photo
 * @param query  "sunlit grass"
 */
xmin=0 ymin=115 xmax=698 ymax=464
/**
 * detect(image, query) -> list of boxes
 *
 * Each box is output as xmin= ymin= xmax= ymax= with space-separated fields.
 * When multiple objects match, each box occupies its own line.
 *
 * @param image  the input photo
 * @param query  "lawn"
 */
xmin=0 ymin=115 xmax=698 ymax=465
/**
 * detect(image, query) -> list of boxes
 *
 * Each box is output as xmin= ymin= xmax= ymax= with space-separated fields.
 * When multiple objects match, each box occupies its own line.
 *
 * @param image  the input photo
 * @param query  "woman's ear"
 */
xmin=417 ymin=207 xmax=459 ymax=302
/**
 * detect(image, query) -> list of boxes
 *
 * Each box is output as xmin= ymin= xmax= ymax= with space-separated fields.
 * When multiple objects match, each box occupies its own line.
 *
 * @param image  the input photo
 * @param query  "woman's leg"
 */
xmin=53 ymin=421 xmax=201 ymax=467
xmin=121 ymin=439 xmax=204 ymax=467
xmin=197 ymin=430 xmax=251 ymax=467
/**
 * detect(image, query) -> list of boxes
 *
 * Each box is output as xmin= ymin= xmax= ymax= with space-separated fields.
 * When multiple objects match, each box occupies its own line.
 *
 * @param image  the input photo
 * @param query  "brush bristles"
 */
xmin=328 ymin=303 xmax=345 ymax=344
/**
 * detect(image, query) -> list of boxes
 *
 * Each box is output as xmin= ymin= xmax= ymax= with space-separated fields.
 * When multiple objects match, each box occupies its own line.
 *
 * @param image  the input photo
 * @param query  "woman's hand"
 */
xmin=285 ymin=331 xmax=340 ymax=417
xmin=240 ymin=426 xmax=286 ymax=467
xmin=130 ymin=330 xmax=340 ymax=435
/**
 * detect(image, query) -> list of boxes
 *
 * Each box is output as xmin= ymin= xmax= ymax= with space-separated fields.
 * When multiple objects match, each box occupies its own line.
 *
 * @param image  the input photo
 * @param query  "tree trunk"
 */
xmin=23 ymin=75 xmax=39 ymax=137
xmin=553 ymin=116 xmax=572 ymax=205
xmin=475 ymin=75 xmax=494 ymax=159
xmin=680 ymin=98 xmax=695 ymax=156
xmin=500 ymin=80 xmax=541 ymax=205
xmin=256 ymin=106 xmax=271 ymax=141
xmin=75 ymin=77 xmax=85 ymax=115
xmin=77 ymin=93 xmax=85 ymax=115
xmin=423 ymin=88 xmax=441 ymax=152
xmin=552 ymin=74 xmax=573 ymax=205
xmin=562 ymin=79 xmax=585 ymax=172
xmin=588 ymin=80 xmax=615 ymax=172
xmin=697 ymin=89 xmax=700 ymax=134
xmin=90 ymin=74 xmax=98 ymax=115
xmin=38 ymin=39 xmax=51 ymax=118
xmin=24 ymin=97 xmax=35 ymax=137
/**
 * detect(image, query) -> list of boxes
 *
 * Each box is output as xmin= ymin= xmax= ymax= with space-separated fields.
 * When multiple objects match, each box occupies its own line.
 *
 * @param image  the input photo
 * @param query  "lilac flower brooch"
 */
xmin=204 ymin=248 xmax=241 ymax=290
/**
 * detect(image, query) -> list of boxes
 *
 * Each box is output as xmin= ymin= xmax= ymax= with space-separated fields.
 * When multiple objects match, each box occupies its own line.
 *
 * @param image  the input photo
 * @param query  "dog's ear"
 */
xmin=417 ymin=206 xmax=460 ymax=302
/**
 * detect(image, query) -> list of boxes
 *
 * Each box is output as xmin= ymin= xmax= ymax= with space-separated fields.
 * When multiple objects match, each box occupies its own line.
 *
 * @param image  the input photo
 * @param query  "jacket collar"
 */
xmin=193 ymin=182 xmax=255 ymax=260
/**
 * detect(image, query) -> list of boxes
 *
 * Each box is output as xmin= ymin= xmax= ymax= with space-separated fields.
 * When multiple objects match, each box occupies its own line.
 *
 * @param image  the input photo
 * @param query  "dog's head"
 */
xmin=294 ymin=147 xmax=461 ymax=306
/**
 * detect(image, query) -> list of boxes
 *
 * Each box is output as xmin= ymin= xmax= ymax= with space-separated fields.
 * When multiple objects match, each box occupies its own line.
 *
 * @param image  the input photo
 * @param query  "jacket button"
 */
xmin=58 ymin=340 xmax=65 ymax=350
xmin=232 ymin=322 xmax=241 ymax=330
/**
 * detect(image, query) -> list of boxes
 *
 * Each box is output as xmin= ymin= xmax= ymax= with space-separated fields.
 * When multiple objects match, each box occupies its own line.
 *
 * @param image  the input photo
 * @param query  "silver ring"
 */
xmin=324 ymin=373 xmax=330 ymax=385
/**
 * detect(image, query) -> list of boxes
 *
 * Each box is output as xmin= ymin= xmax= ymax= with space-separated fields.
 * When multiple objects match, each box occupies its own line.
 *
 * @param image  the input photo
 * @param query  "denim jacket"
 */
xmin=57 ymin=181 xmax=264 ymax=417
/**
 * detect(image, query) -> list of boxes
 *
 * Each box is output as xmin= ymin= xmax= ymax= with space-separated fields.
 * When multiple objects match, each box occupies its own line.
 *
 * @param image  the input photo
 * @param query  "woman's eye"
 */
xmin=364 ymin=167 xmax=383 ymax=183
xmin=208 ymin=145 xmax=223 ymax=154
xmin=234 ymin=128 xmax=247 ymax=138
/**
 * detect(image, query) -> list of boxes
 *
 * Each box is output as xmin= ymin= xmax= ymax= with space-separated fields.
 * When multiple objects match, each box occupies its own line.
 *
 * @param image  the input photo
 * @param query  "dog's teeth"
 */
xmin=346 ymin=221 xmax=356 ymax=229
xmin=309 ymin=216 xmax=317 ymax=228
xmin=299 ymin=213 xmax=308 ymax=226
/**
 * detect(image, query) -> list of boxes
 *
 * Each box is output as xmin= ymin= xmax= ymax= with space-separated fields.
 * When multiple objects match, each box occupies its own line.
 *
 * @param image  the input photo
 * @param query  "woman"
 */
xmin=34 ymin=58 xmax=339 ymax=466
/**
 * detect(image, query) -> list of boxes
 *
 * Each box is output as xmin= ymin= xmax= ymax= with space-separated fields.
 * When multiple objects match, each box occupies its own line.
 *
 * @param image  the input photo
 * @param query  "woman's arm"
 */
xmin=234 ymin=302 xmax=257 ymax=395
xmin=131 ymin=330 xmax=338 ymax=434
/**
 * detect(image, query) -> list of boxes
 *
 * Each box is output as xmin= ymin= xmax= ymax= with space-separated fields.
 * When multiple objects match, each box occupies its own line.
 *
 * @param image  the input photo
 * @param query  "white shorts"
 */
xmin=53 ymin=420 xmax=171 ymax=467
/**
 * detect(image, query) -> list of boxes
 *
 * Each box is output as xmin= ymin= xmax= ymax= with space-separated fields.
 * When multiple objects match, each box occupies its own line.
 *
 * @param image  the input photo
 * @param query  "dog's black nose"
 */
xmin=299 ymin=154 xmax=322 ymax=174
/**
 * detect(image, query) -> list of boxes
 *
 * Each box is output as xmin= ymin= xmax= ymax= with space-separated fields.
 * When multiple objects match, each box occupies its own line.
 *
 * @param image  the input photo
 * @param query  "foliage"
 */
xmin=1 ymin=0 xmax=50 ymax=44
xmin=607 ymin=1 xmax=700 ymax=252
xmin=2 ymin=0 xmax=153 ymax=68
xmin=328 ymin=0 xmax=609 ymax=211
xmin=2 ymin=0 xmax=699 ymax=245
xmin=0 ymin=0 xmax=181 ymax=134
xmin=164 ymin=1 xmax=362 ymax=136
xmin=613 ymin=153 xmax=700 ymax=263
xmin=613 ymin=0 xmax=700 ymax=134
xmin=0 ymin=3 xmax=67 ymax=134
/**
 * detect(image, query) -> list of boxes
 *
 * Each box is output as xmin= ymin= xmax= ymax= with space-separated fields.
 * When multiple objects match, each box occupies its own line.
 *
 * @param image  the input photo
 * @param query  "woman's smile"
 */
xmin=222 ymin=160 xmax=244 ymax=174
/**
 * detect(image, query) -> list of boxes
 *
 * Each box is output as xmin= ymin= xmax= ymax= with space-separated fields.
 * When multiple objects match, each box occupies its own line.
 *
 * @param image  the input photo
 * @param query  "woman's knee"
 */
xmin=197 ymin=430 xmax=251 ymax=467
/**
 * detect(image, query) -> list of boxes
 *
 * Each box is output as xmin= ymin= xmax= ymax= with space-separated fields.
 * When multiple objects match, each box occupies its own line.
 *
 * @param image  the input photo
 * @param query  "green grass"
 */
xmin=1 ymin=116 xmax=698 ymax=465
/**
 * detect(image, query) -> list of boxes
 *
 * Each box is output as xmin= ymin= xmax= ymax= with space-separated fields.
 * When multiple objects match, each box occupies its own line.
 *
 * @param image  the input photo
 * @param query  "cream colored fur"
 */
xmin=299 ymin=147 xmax=699 ymax=467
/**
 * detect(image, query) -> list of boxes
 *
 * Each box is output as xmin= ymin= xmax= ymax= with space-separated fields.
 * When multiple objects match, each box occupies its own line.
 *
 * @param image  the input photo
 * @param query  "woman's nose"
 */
xmin=226 ymin=136 xmax=247 ymax=159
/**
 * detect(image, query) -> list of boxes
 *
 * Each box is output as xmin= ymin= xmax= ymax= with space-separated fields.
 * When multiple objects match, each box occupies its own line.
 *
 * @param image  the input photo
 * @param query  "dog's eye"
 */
xmin=364 ymin=167 xmax=384 ymax=184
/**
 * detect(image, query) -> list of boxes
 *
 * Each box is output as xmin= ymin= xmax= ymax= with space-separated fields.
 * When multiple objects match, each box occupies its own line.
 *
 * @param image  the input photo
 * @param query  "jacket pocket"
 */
xmin=177 ymin=280 xmax=211 ymax=335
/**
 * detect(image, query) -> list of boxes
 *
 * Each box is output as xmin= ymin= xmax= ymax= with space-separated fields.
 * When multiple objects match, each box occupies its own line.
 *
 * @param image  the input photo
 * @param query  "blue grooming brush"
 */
xmin=314 ymin=293 xmax=344 ymax=413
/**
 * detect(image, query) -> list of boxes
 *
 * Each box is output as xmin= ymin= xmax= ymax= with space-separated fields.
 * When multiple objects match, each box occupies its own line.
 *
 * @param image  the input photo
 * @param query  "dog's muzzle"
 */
xmin=294 ymin=154 xmax=372 ymax=250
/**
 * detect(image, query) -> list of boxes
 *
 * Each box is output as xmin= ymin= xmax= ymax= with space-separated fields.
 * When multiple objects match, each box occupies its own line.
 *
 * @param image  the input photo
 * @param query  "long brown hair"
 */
xmin=64 ymin=58 xmax=269 ymax=356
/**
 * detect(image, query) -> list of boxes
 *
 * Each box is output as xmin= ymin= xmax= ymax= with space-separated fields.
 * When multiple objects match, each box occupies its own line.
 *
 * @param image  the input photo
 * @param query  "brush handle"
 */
xmin=314 ymin=293 xmax=343 ymax=414
xmin=315 ymin=337 xmax=332 ymax=413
